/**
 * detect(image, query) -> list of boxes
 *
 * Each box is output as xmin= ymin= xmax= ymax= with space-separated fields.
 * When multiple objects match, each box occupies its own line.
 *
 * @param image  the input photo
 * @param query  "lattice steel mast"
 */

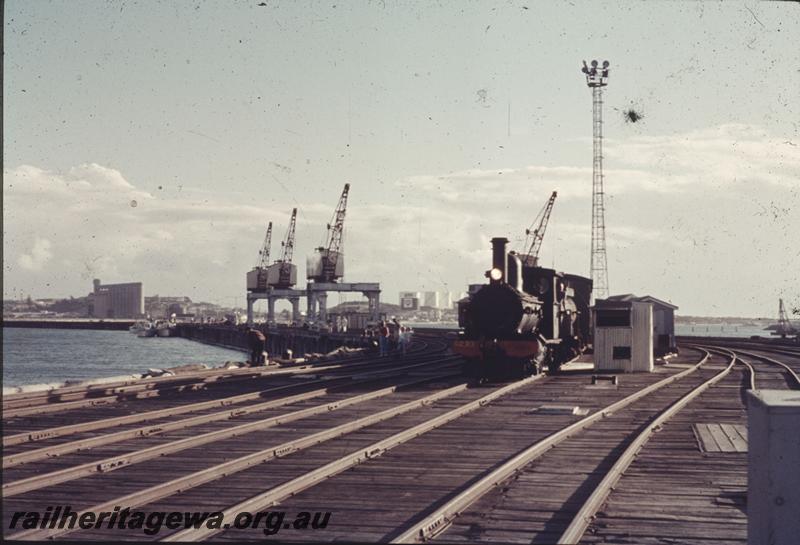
xmin=582 ymin=59 xmax=610 ymax=300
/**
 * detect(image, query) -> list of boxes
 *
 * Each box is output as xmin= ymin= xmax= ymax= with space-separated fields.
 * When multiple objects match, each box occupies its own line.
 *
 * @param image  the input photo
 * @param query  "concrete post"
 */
xmin=267 ymin=297 xmax=276 ymax=324
xmin=246 ymin=297 xmax=254 ymax=326
xmin=307 ymin=292 xmax=317 ymax=322
xmin=318 ymin=294 xmax=328 ymax=323
xmin=747 ymin=390 xmax=800 ymax=545
xmin=365 ymin=292 xmax=375 ymax=321
xmin=291 ymin=297 xmax=301 ymax=322
xmin=372 ymin=291 xmax=380 ymax=322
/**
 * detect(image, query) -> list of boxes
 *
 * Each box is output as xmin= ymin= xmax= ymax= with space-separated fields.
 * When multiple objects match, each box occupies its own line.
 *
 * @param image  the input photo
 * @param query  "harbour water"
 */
xmin=414 ymin=322 xmax=773 ymax=338
xmin=2 ymin=327 xmax=244 ymax=390
xmin=675 ymin=324 xmax=773 ymax=338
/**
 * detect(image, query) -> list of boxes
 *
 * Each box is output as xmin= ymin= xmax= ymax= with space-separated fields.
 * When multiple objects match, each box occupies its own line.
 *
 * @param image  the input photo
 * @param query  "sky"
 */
xmin=3 ymin=0 xmax=799 ymax=318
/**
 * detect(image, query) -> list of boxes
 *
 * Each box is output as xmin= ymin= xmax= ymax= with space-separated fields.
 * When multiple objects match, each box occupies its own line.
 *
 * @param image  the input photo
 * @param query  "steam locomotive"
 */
xmin=454 ymin=237 xmax=592 ymax=380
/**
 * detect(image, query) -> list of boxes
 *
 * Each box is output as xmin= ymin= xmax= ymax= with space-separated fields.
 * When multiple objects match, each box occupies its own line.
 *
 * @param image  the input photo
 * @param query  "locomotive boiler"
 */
xmin=454 ymin=237 xmax=592 ymax=380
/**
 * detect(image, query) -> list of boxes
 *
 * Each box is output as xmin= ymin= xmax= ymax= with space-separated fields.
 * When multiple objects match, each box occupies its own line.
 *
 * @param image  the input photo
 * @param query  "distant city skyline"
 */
xmin=3 ymin=1 xmax=798 ymax=318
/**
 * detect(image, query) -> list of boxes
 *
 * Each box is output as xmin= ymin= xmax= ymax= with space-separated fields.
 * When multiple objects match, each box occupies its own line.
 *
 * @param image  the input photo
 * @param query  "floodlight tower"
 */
xmin=581 ymin=59 xmax=611 ymax=301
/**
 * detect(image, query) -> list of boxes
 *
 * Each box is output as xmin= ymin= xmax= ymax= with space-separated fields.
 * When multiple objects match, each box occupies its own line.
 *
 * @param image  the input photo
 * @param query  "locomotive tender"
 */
xmin=454 ymin=237 xmax=592 ymax=379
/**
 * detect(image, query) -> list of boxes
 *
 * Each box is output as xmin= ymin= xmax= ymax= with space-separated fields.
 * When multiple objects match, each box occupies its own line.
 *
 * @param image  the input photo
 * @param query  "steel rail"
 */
xmin=9 ymin=378 xmax=482 ymax=541
xmin=739 ymin=358 xmax=756 ymax=390
xmin=4 ymin=378 xmax=340 ymax=447
xmin=163 ymin=373 xmax=546 ymax=542
xmin=3 ymin=371 xmax=462 ymax=495
xmin=3 ymin=356 xmax=459 ymax=449
xmin=724 ymin=347 xmax=800 ymax=389
xmin=391 ymin=348 xmax=712 ymax=543
xmin=557 ymin=350 xmax=737 ymax=544
xmin=2 ymin=362 xmax=456 ymax=469
xmin=2 ymin=363 xmax=309 ymax=409
xmin=1 ymin=364 xmax=335 ymax=418
xmin=1 ymin=344 xmax=441 ymax=413
xmin=3 ymin=351 xmax=455 ymax=419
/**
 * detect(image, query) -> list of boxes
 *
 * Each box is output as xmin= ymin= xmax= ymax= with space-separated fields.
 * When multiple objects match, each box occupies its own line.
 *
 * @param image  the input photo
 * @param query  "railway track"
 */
xmin=2 ymin=346 xmax=457 ymax=461
xmin=718 ymin=346 xmax=800 ymax=389
xmin=4 ymin=339 xmax=794 ymax=542
xmin=3 ymin=348 xmax=704 ymax=542
xmin=2 ymin=339 xmax=446 ymax=430
xmin=566 ymin=344 xmax=798 ymax=544
xmin=397 ymin=343 xmax=796 ymax=544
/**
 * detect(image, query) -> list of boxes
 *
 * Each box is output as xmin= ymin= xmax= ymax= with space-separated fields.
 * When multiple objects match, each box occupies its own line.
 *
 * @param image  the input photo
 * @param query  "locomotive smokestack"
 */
xmin=490 ymin=237 xmax=509 ymax=285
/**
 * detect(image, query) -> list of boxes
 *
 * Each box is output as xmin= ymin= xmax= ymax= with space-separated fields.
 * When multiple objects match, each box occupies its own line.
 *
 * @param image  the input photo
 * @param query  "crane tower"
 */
xmin=521 ymin=191 xmax=557 ymax=267
xmin=246 ymin=222 xmax=273 ymax=292
xmin=308 ymin=183 xmax=350 ymax=283
xmin=774 ymin=298 xmax=798 ymax=338
xmin=581 ymin=59 xmax=611 ymax=300
xmin=273 ymin=208 xmax=298 ymax=288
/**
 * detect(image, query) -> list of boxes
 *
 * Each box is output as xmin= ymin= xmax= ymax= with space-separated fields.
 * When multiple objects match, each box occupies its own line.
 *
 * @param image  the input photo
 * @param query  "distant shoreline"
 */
xmin=1 ymin=319 xmax=134 ymax=330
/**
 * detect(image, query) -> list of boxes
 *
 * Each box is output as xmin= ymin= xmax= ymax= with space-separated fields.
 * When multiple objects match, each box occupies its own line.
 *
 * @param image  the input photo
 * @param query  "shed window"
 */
xmin=613 ymin=346 xmax=631 ymax=360
xmin=597 ymin=309 xmax=630 ymax=327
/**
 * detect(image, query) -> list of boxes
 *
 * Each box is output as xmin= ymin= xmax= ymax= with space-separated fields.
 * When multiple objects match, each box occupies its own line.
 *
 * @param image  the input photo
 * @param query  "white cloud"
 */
xmin=18 ymin=238 xmax=53 ymax=271
xmin=3 ymin=124 xmax=799 ymax=316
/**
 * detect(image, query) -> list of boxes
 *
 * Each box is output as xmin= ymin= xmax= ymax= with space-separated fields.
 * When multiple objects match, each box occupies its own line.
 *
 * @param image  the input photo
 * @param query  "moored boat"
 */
xmin=155 ymin=319 xmax=177 ymax=337
xmin=137 ymin=324 xmax=157 ymax=337
xmin=129 ymin=320 xmax=152 ymax=334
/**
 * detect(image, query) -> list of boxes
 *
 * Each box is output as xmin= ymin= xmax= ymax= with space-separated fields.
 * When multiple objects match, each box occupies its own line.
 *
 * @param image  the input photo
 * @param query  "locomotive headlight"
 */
xmin=489 ymin=268 xmax=503 ymax=281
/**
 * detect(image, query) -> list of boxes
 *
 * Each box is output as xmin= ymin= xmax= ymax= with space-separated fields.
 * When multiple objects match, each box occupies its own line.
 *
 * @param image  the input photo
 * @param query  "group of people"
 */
xmin=247 ymin=317 xmax=413 ymax=365
xmin=361 ymin=318 xmax=413 ymax=357
xmin=325 ymin=315 xmax=349 ymax=333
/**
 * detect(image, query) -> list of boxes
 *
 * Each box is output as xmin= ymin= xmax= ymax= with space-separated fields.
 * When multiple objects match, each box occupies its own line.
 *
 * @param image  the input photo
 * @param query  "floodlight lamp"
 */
xmin=602 ymin=60 xmax=610 ymax=68
xmin=591 ymin=60 xmax=598 ymax=67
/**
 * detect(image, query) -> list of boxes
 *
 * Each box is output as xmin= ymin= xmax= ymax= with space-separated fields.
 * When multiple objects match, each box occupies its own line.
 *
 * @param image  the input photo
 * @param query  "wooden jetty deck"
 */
xmin=3 ymin=337 xmax=798 ymax=543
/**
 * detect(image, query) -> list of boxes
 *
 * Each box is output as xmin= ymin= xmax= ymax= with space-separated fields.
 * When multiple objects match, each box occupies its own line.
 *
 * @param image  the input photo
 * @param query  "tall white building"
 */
xmin=439 ymin=291 xmax=453 ymax=309
xmin=423 ymin=291 xmax=440 ymax=309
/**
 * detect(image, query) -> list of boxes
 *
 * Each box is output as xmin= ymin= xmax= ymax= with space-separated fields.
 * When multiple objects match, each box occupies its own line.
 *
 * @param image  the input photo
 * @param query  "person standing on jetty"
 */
xmin=246 ymin=327 xmax=267 ymax=365
xmin=399 ymin=326 xmax=412 ymax=356
xmin=378 ymin=321 xmax=390 ymax=357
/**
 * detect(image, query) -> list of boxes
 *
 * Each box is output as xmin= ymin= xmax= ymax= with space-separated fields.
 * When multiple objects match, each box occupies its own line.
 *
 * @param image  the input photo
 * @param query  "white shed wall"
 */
xmin=593 ymin=302 xmax=653 ymax=373
xmin=631 ymin=301 xmax=654 ymax=372
xmin=594 ymin=328 xmax=632 ymax=372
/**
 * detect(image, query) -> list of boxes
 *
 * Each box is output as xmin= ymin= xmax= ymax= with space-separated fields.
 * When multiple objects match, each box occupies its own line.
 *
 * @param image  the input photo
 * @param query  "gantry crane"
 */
xmin=274 ymin=208 xmax=298 ymax=288
xmin=521 ymin=191 xmax=557 ymax=267
xmin=308 ymin=183 xmax=350 ymax=283
xmin=257 ymin=222 xmax=273 ymax=269
xmin=246 ymin=222 xmax=273 ymax=292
